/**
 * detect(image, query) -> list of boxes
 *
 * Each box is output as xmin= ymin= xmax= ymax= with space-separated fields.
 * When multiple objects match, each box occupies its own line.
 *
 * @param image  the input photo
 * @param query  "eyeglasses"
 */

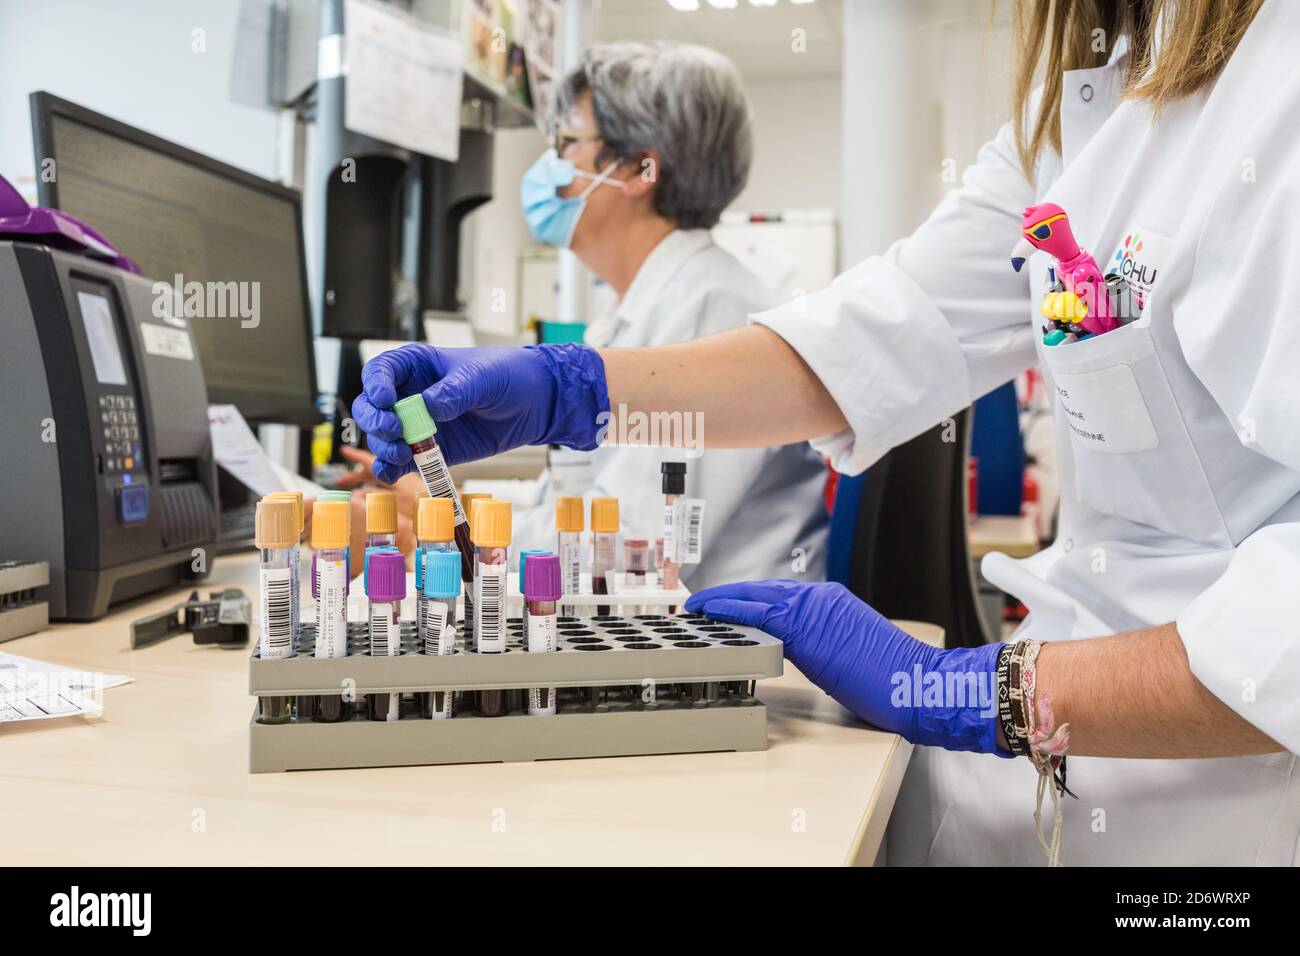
xmin=552 ymin=127 xmax=602 ymax=157
xmin=1026 ymin=213 xmax=1067 ymax=242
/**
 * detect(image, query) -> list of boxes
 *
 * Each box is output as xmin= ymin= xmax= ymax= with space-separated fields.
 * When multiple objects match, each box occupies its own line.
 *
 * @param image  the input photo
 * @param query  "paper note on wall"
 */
xmin=344 ymin=0 xmax=465 ymax=161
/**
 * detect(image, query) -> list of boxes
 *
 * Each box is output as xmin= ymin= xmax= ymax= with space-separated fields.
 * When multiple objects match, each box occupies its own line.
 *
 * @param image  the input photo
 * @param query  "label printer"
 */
xmin=0 ymin=176 xmax=217 ymax=620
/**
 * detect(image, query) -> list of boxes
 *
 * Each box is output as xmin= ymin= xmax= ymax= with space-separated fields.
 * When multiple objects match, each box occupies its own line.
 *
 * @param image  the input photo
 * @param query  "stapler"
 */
xmin=130 ymin=589 xmax=252 ymax=649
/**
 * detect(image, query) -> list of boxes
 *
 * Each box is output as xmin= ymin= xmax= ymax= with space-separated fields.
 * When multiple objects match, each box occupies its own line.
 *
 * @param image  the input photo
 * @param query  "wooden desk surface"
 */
xmin=969 ymin=514 xmax=1040 ymax=559
xmin=1 ymin=553 xmax=940 ymax=867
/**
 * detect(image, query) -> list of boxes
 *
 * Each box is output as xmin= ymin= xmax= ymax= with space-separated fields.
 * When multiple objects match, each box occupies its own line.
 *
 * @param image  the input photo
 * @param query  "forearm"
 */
xmin=1035 ymin=623 xmax=1283 ymax=758
xmin=598 ymin=325 xmax=846 ymax=448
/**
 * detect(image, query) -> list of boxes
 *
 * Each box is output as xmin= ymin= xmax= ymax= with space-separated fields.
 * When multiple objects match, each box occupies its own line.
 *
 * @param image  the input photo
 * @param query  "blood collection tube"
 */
xmin=361 ymin=493 xmax=398 ymax=594
xmin=310 ymin=500 xmax=351 ymax=722
xmin=623 ymin=537 xmax=651 ymax=587
xmin=518 ymin=548 xmax=551 ymax=585
xmin=266 ymin=492 xmax=304 ymax=651
xmin=365 ymin=550 xmax=406 ymax=722
xmin=272 ymin=493 xmax=317 ymax=719
xmin=471 ymin=498 xmax=512 ymax=717
xmin=460 ymin=493 xmax=491 ymax=520
xmin=365 ymin=490 xmax=398 ymax=548
xmin=459 ymin=492 xmax=492 ymax=652
xmin=517 ymin=549 xmax=551 ymax=641
xmin=392 ymin=395 xmax=473 ymax=579
xmin=660 ymin=462 xmax=686 ymax=590
xmin=555 ymin=496 xmax=584 ymax=617
xmin=255 ymin=497 xmax=297 ymax=724
xmin=414 ymin=497 xmax=455 ymax=655
xmin=317 ymin=490 xmax=353 ymax=585
xmin=524 ymin=554 xmax=562 ymax=717
xmin=590 ymin=497 xmax=620 ymax=616
xmin=419 ymin=550 xmax=461 ymax=719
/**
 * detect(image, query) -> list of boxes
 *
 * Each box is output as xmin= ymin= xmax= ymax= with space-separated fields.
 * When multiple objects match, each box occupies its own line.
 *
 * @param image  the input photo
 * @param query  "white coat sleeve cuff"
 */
xmin=1176 ymin=523 xmax=1300 ymax=753
xmin=750 ymin=254 xmax=973 ymax=476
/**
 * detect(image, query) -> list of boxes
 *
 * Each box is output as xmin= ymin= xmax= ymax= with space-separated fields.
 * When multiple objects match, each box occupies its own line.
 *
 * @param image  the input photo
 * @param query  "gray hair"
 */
xmin=558 ymin=42 xmax=753 ymax=230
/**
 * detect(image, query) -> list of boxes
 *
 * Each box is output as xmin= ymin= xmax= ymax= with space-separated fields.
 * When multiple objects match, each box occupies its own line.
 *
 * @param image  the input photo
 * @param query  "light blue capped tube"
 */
xmin=420 ymin=550 xmax=462 ymax=720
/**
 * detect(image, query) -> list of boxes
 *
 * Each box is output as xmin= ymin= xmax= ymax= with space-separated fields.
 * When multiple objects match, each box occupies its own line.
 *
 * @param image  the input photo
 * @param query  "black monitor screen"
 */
xmin=35 ymin=98 xmax=317 ymax=426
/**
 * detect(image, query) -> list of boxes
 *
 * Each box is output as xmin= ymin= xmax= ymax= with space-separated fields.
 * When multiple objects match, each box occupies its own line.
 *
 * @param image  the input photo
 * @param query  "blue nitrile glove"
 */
xmin=351 ymin=343 xmax=610 ymax=483
xmin=686 ymin=580 xmax=1009 ymax=755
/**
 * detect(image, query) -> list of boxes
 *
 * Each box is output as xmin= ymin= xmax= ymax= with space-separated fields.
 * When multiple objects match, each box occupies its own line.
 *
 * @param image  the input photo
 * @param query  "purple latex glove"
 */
xmin=351 ymin=343 xmax=610 ymax=483
xmin=686 ymin=580 xmax=1009 ymax=755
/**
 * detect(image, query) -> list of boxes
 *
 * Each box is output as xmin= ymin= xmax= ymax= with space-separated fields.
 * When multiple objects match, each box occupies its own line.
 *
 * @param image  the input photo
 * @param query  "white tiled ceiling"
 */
xmin=594 ymin=0 xmax=844 ymax=78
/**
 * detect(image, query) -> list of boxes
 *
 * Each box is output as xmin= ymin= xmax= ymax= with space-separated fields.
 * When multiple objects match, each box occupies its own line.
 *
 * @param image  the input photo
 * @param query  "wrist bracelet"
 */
xmin=1008 ymin=638 xmax=1034 ymax=747
xmin=1003 ymin=637 xmax=1075 ymax=867
xmin=996 ymin=642 xmax=1024 ymax=756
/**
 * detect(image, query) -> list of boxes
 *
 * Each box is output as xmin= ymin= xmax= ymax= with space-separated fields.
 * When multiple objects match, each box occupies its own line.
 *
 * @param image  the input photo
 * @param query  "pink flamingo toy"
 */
xmin=1010 ymin=202 xmax=1118 ymax=335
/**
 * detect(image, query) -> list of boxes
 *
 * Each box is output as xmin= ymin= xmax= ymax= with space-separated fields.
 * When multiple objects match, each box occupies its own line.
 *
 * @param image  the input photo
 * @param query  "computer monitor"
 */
xmin=30 ymin=92 xmax=319 ymax=427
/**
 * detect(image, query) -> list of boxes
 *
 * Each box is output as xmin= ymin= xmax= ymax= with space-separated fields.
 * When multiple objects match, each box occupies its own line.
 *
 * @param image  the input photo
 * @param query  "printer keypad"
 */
xmin=98 ymin=395 xmax=138 ymax=472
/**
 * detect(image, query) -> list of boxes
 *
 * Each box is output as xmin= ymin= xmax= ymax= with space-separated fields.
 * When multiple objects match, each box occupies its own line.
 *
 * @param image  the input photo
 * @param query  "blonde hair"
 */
xmin=1012 ymin=0 xmax=1264 ymax=177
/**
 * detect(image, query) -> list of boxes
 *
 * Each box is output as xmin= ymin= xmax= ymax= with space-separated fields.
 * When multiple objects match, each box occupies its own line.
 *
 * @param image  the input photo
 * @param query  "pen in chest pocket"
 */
xmin=1011 ymin=202 xmax=1141 ymax=343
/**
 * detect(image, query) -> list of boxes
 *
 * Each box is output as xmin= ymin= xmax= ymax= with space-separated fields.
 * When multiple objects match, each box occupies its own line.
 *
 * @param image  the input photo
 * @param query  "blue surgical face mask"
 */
xmin=520 ymin=149 xmax=622 ymax=248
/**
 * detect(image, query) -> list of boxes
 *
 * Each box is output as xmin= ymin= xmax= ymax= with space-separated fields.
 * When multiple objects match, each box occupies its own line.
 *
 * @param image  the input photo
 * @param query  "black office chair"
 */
xmin=844 ymin=407 xmax=991 ymax=649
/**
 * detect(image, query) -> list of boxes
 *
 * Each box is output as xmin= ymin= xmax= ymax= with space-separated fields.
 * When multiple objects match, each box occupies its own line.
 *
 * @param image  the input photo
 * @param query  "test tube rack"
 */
xmin=248 ymin=611 xmax=783 ymax=773
xmin=0 ymin=560 xmax=49 ymax=643
xmin=503 ymin=571 xmax=689 ymax=614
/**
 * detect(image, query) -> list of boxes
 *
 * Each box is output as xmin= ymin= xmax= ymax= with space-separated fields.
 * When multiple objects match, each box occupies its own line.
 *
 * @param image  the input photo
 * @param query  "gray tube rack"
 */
xmin=248 ymin=612 xmax=783 ymax=773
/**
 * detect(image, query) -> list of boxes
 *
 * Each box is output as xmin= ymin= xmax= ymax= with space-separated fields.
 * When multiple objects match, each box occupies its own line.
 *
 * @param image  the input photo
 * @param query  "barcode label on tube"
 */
xmin=431 ymin=690 xmax=454 ymax=719
xmin=413 ymin=448 xmax=468 ymax=525
xmin=526 ymin=605 xmax=557 ymax=714
xmin=463 ymin=586 xmax=475 ymax=646
xmin=422 ymin=600 xmax=453 ymax=655
xmin=259 ymin=567 xmax=293 ymax=658
xmin=528 ymin=686 xmax=556 ymax=716
xmin=474 ymin=564 xmax=506 ymax=652
xmin=370 ymin=603 xmax=397 ymax=657
xmin=662 ymin=502 xmax=678 ymax=565
xmin=527 ymin=613 xmax=558 ymax=654
xmin=315 ymin=558 xmax=348 ymax=658
xmin=561 ymin=539 xmax=581 ymax=596
xmin=682 ymin=498 xmax=705 ymax=563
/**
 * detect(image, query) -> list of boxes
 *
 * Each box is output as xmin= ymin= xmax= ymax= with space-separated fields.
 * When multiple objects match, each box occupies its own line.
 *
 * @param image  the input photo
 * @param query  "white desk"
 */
xmin=1 ymin=553 xmax=940 ymax=866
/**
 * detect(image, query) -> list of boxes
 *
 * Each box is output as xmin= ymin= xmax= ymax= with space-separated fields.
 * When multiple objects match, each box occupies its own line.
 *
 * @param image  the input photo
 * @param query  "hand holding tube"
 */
xmin=685 ymin=580 xmax=1008 ymax=755
xmin=351 ymin=343 xmax=611 ymax=482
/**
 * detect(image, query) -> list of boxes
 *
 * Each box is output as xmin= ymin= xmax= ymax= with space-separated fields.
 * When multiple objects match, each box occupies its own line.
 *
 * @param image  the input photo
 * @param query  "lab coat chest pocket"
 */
xmin=1039 ymin=322 xmax=1230 ymax=546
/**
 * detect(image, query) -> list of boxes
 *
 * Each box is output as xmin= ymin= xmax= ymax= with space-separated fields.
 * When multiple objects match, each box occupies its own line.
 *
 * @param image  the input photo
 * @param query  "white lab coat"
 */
xmin=512 ymin=229 xmax=829 ymax=590
xmin=755 ymin=1 xmax=1300 ymax=865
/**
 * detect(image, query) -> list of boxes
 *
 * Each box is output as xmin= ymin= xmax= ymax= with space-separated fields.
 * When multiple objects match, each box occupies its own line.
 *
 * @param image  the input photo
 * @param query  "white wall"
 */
xmin=0 ymin=0 xmax=281 ymax=202
xmin=574 ymin=1 xmax=1006 ymax=271
xmin=935 ymin=7 xmax=1014 ymax=176
xmin=461 ymin=124 xmax=548 ymax=339
xmin=733 ymin=74 xmax=841 ymax=215
xmin=837 ymin=0 xmax=1011 ymax=267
